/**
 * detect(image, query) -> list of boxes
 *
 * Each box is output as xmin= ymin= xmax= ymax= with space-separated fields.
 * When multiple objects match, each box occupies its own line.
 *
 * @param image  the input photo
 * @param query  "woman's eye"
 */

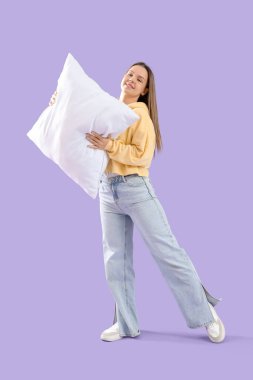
xmin=127 ymin=73 xmax=142 ymax=83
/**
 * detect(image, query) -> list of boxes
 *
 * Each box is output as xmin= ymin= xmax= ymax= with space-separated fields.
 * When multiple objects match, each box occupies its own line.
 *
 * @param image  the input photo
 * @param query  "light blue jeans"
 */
xmin=99 ymin=173 xmax=222 ymax=337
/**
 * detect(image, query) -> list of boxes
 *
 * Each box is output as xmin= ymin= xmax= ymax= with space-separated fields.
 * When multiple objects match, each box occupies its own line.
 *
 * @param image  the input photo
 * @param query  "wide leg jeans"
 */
xmin=98 ymin=173 xmax=222 ymax=337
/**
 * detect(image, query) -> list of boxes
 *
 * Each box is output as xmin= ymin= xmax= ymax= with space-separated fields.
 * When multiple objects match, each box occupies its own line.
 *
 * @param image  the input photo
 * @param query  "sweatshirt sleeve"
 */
xmin=104 ymin=108 xmax=154 ymax=167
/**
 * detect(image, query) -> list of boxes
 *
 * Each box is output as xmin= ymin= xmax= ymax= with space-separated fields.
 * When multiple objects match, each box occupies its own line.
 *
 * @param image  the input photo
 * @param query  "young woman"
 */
xmin=85 ymin=63 xmax=225 ymax=343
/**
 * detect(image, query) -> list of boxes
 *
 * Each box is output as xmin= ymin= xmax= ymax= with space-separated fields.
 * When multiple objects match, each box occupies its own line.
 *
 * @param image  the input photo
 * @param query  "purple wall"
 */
xmin=1 ymin=0 xmax=252 ymax=379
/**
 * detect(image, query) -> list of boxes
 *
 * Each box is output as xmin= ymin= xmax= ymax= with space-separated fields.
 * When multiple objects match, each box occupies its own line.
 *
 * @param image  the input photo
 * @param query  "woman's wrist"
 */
xmin=104 ymin=138 xmax=113 ymax=151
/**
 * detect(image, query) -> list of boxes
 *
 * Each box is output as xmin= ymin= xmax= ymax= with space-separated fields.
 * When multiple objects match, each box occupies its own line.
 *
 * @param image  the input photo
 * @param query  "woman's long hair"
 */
xmin=125 ymin=62 xmax=163 ymax=157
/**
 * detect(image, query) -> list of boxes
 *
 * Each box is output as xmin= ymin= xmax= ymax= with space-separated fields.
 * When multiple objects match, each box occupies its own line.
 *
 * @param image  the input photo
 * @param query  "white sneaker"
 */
xmin=205 ymin=302 xmax=225 ymax=343
xmin=100 ymin=322 xmax=141 ymax=342
xmin=100 ymin=322 xmax=122 ymax=342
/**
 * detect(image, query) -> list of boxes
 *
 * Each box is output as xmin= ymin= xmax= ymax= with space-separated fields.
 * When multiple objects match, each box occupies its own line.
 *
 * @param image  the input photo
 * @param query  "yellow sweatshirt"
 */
xmin=104 ymin=101 xmax=156 ymax=177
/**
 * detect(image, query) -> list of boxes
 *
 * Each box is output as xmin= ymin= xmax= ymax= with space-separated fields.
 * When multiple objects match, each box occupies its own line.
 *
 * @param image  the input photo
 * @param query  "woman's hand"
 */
xmin=85 ymin=131 xmax=112 ymax=150
xmin=49 ymin=90 xmax=58 ymax=106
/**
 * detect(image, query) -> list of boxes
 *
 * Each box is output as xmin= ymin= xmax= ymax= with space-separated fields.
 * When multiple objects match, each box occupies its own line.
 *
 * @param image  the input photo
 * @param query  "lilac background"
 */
xmin=1 ymin=0 xmax=253 ymax=379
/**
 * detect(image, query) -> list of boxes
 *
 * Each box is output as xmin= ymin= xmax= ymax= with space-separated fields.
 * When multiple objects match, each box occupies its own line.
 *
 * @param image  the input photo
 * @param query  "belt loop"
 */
xmin=122 ymin=175 xmax=127 ymax=183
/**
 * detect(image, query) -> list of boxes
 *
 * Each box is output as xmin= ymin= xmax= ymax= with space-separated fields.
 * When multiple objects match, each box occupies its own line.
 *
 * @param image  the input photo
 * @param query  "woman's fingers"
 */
xmin=85 ymin=134 xmax=100 ymax=149
xmin=85 ymin=131 xmax=111 ymax=150
xmin=48 ymin=90 xmax=58 ymax=106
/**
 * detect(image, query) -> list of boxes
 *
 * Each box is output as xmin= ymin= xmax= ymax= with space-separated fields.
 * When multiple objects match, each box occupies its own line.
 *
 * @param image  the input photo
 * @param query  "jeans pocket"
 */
xmin=142 ymin=178 xmax=157 ymax=198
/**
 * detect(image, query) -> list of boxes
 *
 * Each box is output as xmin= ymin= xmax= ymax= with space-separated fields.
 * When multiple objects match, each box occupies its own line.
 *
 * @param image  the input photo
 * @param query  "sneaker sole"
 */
xmin=100 ymin=330 xmax=141 ymax=342
xmin=100 ymin=333 xmax=122 ymax=342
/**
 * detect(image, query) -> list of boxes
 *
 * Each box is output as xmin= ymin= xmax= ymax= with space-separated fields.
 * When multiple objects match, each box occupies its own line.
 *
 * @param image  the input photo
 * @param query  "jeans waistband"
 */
xmin=101 ymin=173 xmax=139 ymax=183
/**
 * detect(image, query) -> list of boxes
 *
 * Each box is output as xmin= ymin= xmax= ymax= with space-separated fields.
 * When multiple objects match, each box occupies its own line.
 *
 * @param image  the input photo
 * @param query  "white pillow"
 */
xmin=26 ymin=52 xmax=139 ymax=199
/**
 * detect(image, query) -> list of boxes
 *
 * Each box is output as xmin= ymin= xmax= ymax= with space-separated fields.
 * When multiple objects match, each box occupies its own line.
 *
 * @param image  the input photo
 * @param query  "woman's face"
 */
xmin=121 ymin=65 xmax=149 ymax=99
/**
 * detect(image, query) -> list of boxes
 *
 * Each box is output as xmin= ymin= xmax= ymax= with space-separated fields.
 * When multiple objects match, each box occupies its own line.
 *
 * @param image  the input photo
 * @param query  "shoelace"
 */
xmin=207 ymin=321 xmax=216 ymax=328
